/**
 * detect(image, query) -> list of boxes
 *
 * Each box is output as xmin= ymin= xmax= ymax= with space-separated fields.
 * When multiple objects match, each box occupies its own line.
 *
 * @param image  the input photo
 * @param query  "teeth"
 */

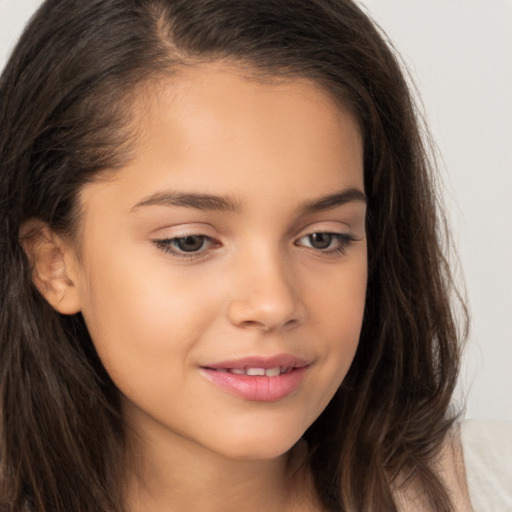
xmin=246 ymin=367 xmax=265 ymax=376
xmin=219 ymin=366 xmax=294 ymax=376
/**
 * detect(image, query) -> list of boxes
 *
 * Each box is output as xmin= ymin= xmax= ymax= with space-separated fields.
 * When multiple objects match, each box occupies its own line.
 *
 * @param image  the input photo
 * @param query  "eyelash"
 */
xmin=153 ymin=235 xmax=219 ymax=259
xmin=295 ymin=232 xmax=355 ymax=256
xmin=152 ymin=232 xmax=355 ymax=260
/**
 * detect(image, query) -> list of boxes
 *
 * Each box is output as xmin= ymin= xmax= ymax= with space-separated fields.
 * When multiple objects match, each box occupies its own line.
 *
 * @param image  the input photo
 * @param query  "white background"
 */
xmin=1 ymin=0 xmax=511 ymax=422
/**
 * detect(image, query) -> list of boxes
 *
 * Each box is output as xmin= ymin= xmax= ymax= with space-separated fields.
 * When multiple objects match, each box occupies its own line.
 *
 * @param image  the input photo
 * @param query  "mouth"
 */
xmin=205 ymin=366 xmax=296 ymax=377
xmin=200 ymin=354 xmax=310 ymax=401
xmin=202 ymin=354 xmax=309 ymax=375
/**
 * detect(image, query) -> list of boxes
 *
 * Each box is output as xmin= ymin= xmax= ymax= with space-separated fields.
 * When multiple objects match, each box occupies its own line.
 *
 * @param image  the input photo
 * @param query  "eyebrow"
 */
xmin=131 ymin=191 xmax=241 ymax=212
xmin=130 ymin=187 xmax=366 ymax=214
xmin=297 ymin=188 xmax=367 ymax=214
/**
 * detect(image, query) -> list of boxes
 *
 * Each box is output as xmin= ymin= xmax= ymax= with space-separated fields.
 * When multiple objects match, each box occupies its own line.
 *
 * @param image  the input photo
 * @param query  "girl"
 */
xmin=1 ymin=1 xmax=507 ymax=511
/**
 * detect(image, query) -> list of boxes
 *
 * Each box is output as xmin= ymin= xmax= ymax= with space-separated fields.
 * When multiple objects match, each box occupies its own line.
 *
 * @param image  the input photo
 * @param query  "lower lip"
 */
xmin=200 ymin=367 xmax=308 ymax=402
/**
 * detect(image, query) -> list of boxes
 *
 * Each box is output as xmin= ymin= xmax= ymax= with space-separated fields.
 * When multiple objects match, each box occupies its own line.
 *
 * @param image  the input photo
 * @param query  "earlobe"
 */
xmin=19 ymin=219 xmax=81 ymax=315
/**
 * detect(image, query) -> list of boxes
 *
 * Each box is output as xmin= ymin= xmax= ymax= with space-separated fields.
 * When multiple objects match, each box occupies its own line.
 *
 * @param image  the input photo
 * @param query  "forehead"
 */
xmin=81 ymin=63 xmax=364 ymax=216
xmin=137 ymin=64 xmax=360 ymax=164
xmin=132 ymin=62 xmax=359 ymax=137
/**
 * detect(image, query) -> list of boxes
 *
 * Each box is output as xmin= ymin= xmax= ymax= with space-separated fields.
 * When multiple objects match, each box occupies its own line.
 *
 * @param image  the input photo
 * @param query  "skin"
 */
xmin=29 ymin=64 xmax=368 ymax=511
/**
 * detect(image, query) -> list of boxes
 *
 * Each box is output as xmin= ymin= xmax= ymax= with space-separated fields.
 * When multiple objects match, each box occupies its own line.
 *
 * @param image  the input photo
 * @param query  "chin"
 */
xmin=207 ymin=424 xmax=307 ymax=462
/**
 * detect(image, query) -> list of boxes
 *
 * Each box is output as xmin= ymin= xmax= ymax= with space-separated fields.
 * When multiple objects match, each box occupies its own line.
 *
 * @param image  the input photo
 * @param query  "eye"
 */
xmin=172 ymin=235 xmax=208 ymax=252
xmin=153 ymin=234 xmax=219 ymax=258
xmin=296 ymin=232 xmax=354 ymax=255
xmin=304 ymin=232 xmax=333 ymax=249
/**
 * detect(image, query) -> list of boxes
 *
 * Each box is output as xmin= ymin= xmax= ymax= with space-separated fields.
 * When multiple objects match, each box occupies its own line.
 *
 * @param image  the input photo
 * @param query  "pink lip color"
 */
xmin=200 ymin=354 xmax=309 ymax=402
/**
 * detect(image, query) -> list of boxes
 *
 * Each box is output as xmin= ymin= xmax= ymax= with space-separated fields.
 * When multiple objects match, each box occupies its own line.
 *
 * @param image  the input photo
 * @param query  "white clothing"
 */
xmin=460 ymin=419 xmax=512 ymax=512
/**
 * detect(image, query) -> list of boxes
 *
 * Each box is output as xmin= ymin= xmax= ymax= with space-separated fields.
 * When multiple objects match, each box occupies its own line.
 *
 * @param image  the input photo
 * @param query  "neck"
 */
xmin=122 ymin=425 xmax=318 ymax=512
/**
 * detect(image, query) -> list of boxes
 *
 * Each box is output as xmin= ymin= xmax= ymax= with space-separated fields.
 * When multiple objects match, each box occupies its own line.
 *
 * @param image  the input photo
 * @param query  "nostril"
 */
xmin=227 ymin=301 xmax=303 ymax=332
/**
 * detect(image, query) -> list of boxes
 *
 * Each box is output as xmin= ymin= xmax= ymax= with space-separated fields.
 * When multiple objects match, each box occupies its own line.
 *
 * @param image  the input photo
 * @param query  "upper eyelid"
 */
xmin=152 ymin=225 xmax=354 ymax=242
xmin=150 ymin=223 xmax=217 ymax=236
xmin=295 ymin=225 xmax=354 ymax=240
xmin=295 ymin=217 xmax=355 ymax=232
xmin=154 ymin=229 xmax=351 ymax=241
xmin=149 ymin=216 xmax=355 ymax=235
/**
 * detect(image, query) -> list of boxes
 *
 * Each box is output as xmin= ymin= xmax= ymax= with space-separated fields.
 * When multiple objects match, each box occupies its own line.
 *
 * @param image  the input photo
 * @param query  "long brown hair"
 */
xmin=0 ymin=1 xmax=466 ymax=510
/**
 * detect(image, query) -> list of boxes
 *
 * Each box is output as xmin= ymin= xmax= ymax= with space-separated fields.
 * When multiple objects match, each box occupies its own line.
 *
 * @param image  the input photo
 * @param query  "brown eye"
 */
xmin=153 ymin=234 xmax=217 ymax=257
xmin=174 ymin=235 xmax=207 ymax=252
xmin=295 ymin=232 xmax=355 ymax=256
xmin=307 ymin=233 xmax=333 ymax=249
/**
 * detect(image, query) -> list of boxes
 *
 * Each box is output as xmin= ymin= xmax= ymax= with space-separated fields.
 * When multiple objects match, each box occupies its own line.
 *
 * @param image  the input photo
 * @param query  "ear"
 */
xmin=19 ymin=219 xmax=81 ymax=315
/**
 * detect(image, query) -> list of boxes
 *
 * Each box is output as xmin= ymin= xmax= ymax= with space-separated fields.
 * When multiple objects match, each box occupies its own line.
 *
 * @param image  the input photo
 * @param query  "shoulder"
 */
xmin=394 ymin=424 xmax=474 ymax=512
xmin=393 ymin=419 xmax=512 ymax=512
xmin=459 ymin=418 xmax=512 ymax=512
xmin=395 ymin=419 xmax=512 ymax=512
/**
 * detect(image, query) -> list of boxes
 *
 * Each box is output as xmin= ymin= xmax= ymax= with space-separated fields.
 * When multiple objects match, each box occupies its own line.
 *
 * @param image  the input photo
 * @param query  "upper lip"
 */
xmin=203 ymin=354 xmax=310 ymax=370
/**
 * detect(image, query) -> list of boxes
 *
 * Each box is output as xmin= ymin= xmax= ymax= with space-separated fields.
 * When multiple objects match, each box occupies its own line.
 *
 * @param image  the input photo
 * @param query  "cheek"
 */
xmin=310 ymin=254 xmax=367 ymax=332
xmin=76 ymin=247 xmax=221 ymax=379
xmin=307 ymin=256 xmax=367 ymax=378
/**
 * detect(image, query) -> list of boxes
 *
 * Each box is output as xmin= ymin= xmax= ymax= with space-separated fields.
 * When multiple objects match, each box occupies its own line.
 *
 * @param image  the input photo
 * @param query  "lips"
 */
xmin=200 ymin=354 xmax=310 ymax=401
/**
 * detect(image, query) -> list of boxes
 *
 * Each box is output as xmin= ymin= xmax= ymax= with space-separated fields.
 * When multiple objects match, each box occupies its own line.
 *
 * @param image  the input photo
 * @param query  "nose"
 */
xmin=226 ymin=249 xmax=305 ymax=332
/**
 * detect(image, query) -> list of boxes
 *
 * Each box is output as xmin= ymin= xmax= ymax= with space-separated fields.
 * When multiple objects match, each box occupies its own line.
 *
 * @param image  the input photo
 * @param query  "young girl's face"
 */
xmin=69 ymin=64 xmax=367 ymax=460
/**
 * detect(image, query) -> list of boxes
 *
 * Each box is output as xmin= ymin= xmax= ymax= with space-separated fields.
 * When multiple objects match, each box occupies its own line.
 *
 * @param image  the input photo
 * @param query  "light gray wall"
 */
xmin=359 ymin=0 xmax=512 ymax=422
xmin=1 ymin=0 xmax=511 ymax=422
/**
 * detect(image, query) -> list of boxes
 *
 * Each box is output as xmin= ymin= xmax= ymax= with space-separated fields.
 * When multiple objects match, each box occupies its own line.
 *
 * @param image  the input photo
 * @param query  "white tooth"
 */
xmin=230 ymin=368 xmax=245 ymax=375
xmin=265 ymin=367 xmax=281 ymax=377
xmin=246 ymin=367 xmax=265 ymax=376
